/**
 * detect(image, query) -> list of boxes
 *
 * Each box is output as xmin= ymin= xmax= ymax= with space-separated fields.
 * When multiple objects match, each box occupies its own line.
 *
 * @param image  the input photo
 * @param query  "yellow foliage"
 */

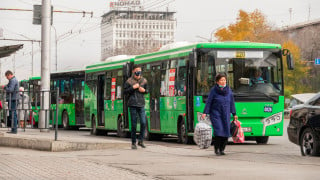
xmin=215 ymin=10 xmax=312 ymax=96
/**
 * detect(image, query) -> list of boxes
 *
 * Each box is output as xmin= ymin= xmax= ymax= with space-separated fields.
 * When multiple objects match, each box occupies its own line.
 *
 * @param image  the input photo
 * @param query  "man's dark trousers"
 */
xmin=8 ymin=100 xmax=17 ymax=133
xmin=129 ymin=106 xmax=146 ymax=144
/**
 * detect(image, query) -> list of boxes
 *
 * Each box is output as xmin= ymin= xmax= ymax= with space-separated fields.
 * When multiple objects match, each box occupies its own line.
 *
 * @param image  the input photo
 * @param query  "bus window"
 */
xmin=175 ymin=59 xmax=186 ymax=96
xmin=160 ymin=61 xmax=170 ymax=96
xmin=105 ymin=72 xmax=111 ymax=100
xmin=196 ymin=53 xmax=215 ymax=96
xmin=116 ymin=70 xmax=123 ymax=99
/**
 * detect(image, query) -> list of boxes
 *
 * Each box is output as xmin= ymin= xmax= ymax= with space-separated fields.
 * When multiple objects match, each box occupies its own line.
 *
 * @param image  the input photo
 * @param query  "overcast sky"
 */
xmin=0 ymin=0 xmax=319 ymax=83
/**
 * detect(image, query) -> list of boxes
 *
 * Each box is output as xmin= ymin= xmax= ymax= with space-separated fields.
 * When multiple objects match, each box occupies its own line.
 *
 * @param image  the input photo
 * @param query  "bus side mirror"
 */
xmin=189 ymin=50 xmax=197 ymax=68
xmin=286 ymin=53 xmax=294 ymax=70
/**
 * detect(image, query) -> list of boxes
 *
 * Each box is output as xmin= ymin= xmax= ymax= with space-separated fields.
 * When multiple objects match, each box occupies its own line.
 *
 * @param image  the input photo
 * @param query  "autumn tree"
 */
xmin=215 ymin=10 xmax=284 ymax=43
xmin=214 ymin=9 xmax=311 ymax=97
xmin=282 ymin=41 xmax=312 ymax=96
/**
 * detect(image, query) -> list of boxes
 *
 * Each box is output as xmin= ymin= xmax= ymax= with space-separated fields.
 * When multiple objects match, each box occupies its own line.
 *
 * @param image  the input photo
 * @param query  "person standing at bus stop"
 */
xmin=3 ymin=70 xmax=19 ymax=134
xmin=202 ymin=73 xmax=238 ymax=155
xmin=124 ymin=65 xmax=148 ymax=149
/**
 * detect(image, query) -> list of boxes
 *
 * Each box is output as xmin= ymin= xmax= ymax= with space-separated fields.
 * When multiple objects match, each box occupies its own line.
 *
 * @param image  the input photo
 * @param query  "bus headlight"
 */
xmin=261 ymin=112 xmax=282 ymax=136
xmin=261 ymin=112 xmax=282 ymax=126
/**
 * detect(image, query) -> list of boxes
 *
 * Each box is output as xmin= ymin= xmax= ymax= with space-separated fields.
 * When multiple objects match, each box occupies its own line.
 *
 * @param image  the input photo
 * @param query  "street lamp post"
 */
xmin=52 ymin=26 xmax=58 ymax=71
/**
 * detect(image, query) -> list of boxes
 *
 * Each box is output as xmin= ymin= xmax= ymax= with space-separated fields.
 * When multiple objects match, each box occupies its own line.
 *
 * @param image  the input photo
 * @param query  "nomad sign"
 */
xmin=110 ymin=0 xmax=141 ymax=9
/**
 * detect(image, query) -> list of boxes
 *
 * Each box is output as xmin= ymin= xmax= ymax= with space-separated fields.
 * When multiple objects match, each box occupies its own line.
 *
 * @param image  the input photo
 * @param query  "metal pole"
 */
xmin=39 ymin=0 xmax=51 ymax=132
xmin=31 ymin=41 xmax=34 ymax=76
xmin=55 ymin=88 xmax=59 ymax=141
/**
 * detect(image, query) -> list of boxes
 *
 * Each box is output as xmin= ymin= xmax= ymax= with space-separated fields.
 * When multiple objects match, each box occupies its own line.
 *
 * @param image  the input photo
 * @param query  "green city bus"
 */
xmin=27 ymin=69 xmax=85 ymax=128
xmin=85 ymin=42 xmax=294 ymax=144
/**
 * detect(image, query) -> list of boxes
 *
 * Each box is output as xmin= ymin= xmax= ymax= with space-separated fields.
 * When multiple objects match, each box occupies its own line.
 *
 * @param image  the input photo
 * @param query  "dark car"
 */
xmin=287 ymin=93 xmax=320 ymax=156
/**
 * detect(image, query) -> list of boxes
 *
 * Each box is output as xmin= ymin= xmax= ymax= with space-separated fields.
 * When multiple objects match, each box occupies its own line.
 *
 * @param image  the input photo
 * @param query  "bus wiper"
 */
xmin=253 ymin=92 xmax=278 ymax=102
xmin=233 ymin=92 xmax=249 ymax=97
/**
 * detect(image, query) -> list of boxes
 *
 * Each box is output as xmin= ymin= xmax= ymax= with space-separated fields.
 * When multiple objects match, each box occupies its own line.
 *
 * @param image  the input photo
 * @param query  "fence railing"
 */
xmin=0 ymin=88 xmax=60 ymax=140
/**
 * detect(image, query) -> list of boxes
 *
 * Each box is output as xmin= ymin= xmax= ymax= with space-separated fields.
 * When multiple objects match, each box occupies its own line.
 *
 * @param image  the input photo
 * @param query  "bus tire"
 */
xmin=144 ymin=120 xmax=162 ymax=141
xmin=256 ymin=136 xmax=269 ymax=144
xmin=62 ymin=111 xmax=69 ymax=130
xmin=178 ymin=120 xmax=192 ymax=144
xmin=91 ymin=115 xmax=97 ymax=135
xmin=117 ymin=116 xmax=129 ymax=138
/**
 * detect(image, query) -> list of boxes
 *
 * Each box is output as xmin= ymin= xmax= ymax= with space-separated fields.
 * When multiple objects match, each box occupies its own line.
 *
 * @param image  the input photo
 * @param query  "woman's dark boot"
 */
xmin=214 ymin=138 xmax=221 ymax=156
xmin=219 ymin=138 xmax=227 ymax=155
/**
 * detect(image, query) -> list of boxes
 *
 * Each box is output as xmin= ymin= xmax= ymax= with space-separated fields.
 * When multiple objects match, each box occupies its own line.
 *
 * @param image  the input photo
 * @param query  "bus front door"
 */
xmin=97 ymin=75 xmax=105 ymax=126
xmin=150 ymin=65 xmax=161 ymax=131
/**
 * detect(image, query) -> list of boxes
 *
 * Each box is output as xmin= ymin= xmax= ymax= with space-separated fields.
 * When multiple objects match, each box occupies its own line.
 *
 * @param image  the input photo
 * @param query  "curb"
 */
xmin=0 ymin=135 xmax=129 ymax=152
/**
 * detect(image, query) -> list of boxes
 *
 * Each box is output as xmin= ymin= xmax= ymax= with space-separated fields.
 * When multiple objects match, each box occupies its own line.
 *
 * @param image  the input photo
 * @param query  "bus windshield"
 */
xmin=196 ymin=49 xmax=283 ymax=99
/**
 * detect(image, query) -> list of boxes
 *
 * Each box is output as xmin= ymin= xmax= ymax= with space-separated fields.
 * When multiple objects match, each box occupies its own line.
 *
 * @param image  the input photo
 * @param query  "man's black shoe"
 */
xmin=7 ymin=131 xmax=17 ymax=134
xmin=138 ymin=141 xmax=146 ymax=148
xmin=131 ymin=144 xmax=137 ymax=150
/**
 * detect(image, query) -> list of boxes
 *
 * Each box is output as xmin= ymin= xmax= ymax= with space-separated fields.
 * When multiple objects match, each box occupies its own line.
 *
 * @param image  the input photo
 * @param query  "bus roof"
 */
xmin=85 ymin=57 xmax=134 ymax=73
xmin=51 ymin=68 xmax=85 ymax=75
xmin=135 ymin=41 xmax=281 ymax=64
xmin=29 ymin=76 xmax=41 ymax=80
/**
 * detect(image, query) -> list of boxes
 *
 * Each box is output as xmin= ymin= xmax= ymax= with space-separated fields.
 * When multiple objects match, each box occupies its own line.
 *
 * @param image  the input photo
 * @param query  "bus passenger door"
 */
xmin=74 ymin=79 xmax=84 ymax=125
xmin=150 ymin=65 xmax=161 ymax=131
xmin=97 ymin=75 xmax=105 ymax=126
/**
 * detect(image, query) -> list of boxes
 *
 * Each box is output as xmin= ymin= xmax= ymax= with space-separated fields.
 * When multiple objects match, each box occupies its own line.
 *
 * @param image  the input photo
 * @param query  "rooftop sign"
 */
xmin=110 ymin=0 xmax=141 ymax=10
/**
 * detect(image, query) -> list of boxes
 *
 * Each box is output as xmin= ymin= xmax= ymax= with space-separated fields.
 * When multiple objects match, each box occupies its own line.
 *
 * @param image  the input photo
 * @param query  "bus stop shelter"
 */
xmin=0 ymin=44 xmax=23 ymax=58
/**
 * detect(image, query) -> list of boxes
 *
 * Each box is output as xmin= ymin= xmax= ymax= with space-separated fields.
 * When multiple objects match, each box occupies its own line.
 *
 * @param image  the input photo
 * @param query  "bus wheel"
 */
xmin=256 ymin=136 xmax=269 ymax=144
xmin=117 ymin=116 xmax=129 ymax=138
xmin=178 ymin=120 xmax=192 ymax=144
xmin=91 ymin=115 xmax=97 ymax=135
xmin=300 ymin=128 xmax=320 ymax=156
xmin=62 ymin=111 xmax=69 ymax=130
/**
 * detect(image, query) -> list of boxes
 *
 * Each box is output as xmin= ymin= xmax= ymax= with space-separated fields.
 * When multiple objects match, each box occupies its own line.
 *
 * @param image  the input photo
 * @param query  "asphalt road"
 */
xmin=0 ymin=119 xmax=319 ymax=180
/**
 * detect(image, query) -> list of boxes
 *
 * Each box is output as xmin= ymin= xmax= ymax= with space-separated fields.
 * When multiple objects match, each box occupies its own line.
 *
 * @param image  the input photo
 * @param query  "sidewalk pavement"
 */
xmin=0 ymin=128 xmax=129 ymax=152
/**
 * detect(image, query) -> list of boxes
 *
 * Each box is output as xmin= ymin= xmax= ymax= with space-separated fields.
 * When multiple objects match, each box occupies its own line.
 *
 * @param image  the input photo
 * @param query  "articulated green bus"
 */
xmin=27 ymin=69 xmax=85 ymax=128
xmin=84 ymin=56 xmax=134 ymax=136
xmin=50 ymin=69 xmax=85 ymax=129
xmin=85 ymin=42 xmax=294 ymax=144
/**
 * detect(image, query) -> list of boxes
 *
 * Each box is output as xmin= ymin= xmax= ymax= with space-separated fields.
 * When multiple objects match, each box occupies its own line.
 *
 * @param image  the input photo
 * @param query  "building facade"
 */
xmin=101 ymin=9 xmax=176 ymax=60
xmin=281 ymin=19 xmax=320 ymax=61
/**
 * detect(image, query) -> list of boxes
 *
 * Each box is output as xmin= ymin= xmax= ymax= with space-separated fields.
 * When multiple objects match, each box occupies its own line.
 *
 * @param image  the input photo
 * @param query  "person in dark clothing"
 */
xmin=202 ymin=73 xmax=238 ymax=155
xmin=4 ymin=70 xmax=19 ymax=134
xmin=124 ymin=65 xmax=148 ymax=149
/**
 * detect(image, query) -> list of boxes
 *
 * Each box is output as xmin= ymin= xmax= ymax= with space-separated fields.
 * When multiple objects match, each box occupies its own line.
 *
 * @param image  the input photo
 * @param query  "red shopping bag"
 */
xmin=0 ymin=100 xmax=2 ymax=109
xmin=232 ymin=120 xmax=244 ymax=143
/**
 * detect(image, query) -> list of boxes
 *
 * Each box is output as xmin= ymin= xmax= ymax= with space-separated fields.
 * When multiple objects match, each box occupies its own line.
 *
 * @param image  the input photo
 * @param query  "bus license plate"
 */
xmin=242 ymin=127 xmax=252 ymax=132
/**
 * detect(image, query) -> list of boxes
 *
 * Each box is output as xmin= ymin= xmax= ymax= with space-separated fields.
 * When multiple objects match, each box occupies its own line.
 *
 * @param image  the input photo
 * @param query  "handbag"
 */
xmin=231 ymin=120 xmax=244 ymax=143
xmin=230 ymin=120 xmax=239 ymax=137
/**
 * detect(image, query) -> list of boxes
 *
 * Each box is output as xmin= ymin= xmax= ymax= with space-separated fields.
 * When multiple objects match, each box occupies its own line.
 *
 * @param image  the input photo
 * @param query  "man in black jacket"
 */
xmin=4 ymin=70 xmax=19 ymax=134
xmin=124 ymin=65 xmax=148 ymax=149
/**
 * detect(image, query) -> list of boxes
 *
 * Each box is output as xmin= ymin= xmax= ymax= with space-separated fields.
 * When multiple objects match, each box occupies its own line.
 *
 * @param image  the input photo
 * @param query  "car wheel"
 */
xmin=300 ymin=128 xmax=320 ymax=156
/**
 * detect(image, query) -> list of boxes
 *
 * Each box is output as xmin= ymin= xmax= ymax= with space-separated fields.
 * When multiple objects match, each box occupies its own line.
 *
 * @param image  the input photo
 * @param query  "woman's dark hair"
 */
xmin=215 ymin=73 xmax=227 ymax=82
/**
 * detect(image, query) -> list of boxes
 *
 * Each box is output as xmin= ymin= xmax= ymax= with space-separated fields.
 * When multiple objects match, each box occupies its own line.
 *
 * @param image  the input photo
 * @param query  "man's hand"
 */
xmin=138 ymin=87 xmax=145 ymax=93
xmin=201 ymin=114 xmax=207 ymax=120
xmin=133 ymin=83 xmax=140 ymax=89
